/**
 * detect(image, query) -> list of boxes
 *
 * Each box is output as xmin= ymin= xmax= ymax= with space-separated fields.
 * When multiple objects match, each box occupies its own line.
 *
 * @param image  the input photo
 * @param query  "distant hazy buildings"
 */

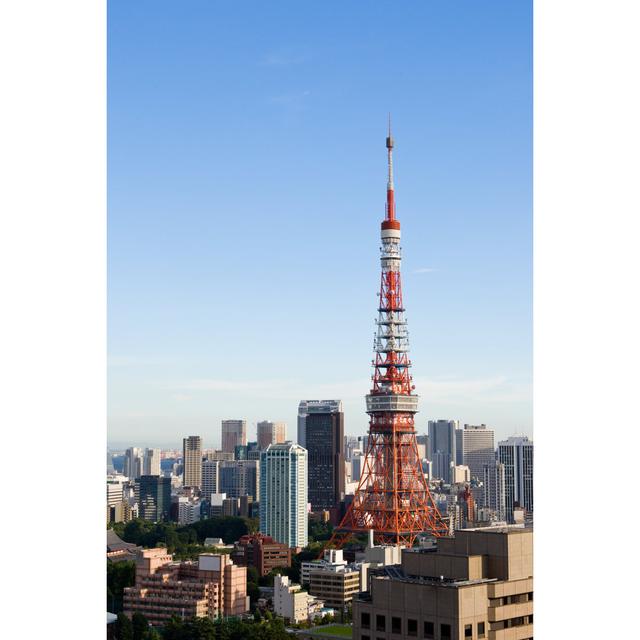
xmin=219 ymin=459 xmax=260 ymax=501
xmin=124 ymin=447 xmax=143 ymax=480
xmin=428 ymin=419 xmax=458 ymax=483
xmin=183 ymin=436 xmax=202 ymax=489
xmin=260 ymin=442 xmax=308 ymax=548
xmin=302 ymin=400 xmax=344 ymax=512
xmin=462 ymin=424 xmax=495 ymax=481
xmin=257 ymin=420 xmax=287 ymax=450
xmin=139 ymin=475 xmax=171 ymax=521
xmin=143 ymin=448 xmax=161 ymax=476
xmin=498 ymin=436 xmax=534 ymax=518
xmin=221 ymin=420 xmax=247 ymax=454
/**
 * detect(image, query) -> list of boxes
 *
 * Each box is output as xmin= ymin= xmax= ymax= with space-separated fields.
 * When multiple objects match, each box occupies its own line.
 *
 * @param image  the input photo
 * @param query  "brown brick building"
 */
xmin=232 ymin=533 xmax=291 ymax=577
xmin=353 ymin=527 xmax=533 ymax=640
xmin=124 ymin=549 xmax=248 ymax=626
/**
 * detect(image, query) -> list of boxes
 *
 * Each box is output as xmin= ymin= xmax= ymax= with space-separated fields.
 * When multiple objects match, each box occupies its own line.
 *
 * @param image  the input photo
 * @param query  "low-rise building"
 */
xmin=123 ymin=549 xmax=248 ymax=626
xmin=353 ymin=527 xmax=533 ymax=640
xmin=232 ymin=533 xmax=292 ymax=577
xmin=274 ymin=575 xmax=324 ymax=623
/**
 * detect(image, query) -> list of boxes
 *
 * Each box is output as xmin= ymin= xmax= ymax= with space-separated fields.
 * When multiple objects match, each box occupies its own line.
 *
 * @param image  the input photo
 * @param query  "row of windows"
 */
xmin=489 ymin=591 xmax=533 ymax=607
xmin=361 ymin=613 xmax=486 ymax=639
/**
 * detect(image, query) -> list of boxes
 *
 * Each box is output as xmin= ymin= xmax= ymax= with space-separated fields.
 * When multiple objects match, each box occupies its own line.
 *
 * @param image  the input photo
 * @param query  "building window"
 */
xmin=376 ymin=615 xmax=386 ymax=632
xmin=391 ymin=617 xmax=401 ymax=634
xmin=478 ymin=622 xmax=486 ymax=638
xmin=361 ymin=636 xmax=370 ymax=640
xmin=424 ymin=621 xmax=435 ymax=639
xmin=407 ymin=619 xmax=417 ymax=636
xmin=464 ymin=624 xmax=472 ymax=637
xmin=361 ymin=612 xmax=370 ymax=629
xmin=441 ymin=624 xmax=452 ymax=640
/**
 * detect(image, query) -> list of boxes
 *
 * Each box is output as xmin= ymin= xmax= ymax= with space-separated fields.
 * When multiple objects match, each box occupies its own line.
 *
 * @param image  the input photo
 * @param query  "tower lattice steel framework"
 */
xmin=328 ymin=124 xmax=449 ymax=548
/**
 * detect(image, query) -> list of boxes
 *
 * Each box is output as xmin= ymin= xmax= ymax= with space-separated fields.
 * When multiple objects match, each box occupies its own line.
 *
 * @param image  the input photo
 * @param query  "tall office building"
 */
xmin=221 ymin=420 xmax=247 ymax=454
xmin=139 ymin=475 xmax=171 ymax=522
xmin=143 ymin=448 xmax=161 ymax=476
xmin=462 ymin=424 xmax=495 ymax=482
xmin=482 ymin=460 xmax=507 ymax=521
xmin=124 ymin=447 xmax=143 ymax=480
xmin=427 ymin=419 xmax=458 ymax=483
xmin=297 ymin=400 xmax=342 ymax=449
xmin=219 ymin=460 xmax=260 ymax=501
xmin=304 ymin=401 xmax=345 ymax=512
xmin=257 ymin=420 xmax=287 ymax=450
xmin=260 ymin=442 xmax=308 ymax=548
xmin=202 ymin=459 xmax=220 ymax=500
xmin=455 ymin=427 xmax=464 ymax=465
xmin=498 ymin=436 xmax=534 ymax=518
xmin=183 ymin=436 xmax=203 ymax=489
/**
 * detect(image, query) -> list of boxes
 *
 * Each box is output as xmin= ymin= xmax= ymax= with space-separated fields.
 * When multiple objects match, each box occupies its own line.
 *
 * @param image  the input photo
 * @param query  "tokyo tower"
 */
xmin=328 ymin=122 xmax=449 ymax=548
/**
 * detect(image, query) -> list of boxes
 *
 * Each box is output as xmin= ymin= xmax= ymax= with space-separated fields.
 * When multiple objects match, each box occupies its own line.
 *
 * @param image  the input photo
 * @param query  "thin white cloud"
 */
xmin=261 ymin=52 xmax=305 ymax=66
xmin=174 ymin=375 xmax=529 ymax=405
xmin=413 ymin=267 xmax=438 ymax=274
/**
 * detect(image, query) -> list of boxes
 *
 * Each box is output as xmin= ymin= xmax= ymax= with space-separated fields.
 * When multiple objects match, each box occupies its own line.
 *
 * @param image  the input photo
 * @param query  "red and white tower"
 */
xmin=329 ymin=123 xmax=449 ymax=548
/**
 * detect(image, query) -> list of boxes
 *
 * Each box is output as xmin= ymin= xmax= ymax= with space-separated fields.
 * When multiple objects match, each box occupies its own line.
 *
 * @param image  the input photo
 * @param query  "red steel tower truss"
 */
xmin=328 ymin=125 xmax=449 ymax=548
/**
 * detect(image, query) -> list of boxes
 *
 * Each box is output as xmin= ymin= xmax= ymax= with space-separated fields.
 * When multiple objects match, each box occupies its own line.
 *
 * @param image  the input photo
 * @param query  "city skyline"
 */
xmin=108 ymin=2 xmax=532 ymax=446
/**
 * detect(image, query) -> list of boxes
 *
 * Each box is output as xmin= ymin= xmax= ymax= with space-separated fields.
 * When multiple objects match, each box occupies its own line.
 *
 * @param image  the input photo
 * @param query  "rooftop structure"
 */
xmin=353 ymin=527 xmax=533 ymax=640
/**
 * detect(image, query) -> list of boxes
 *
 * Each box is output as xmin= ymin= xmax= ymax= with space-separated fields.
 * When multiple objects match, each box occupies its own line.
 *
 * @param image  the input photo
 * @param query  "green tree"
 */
xmin=115 ymin=612 xmax=134 ymax=640
xmin=107 ymin=560 xmax=136 ymax=613
xmin=132 ymin=612 xmax=149 ymax=640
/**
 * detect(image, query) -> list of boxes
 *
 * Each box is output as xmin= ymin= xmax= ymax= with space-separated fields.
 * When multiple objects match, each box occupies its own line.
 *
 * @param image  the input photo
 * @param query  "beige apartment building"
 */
xmin=309 ymin=566 xmax=362 ymax=609
xmin=124 ymin=549 xmax=248 ymax=626
xmin=353 ymin=527 xmax=533 ymax=640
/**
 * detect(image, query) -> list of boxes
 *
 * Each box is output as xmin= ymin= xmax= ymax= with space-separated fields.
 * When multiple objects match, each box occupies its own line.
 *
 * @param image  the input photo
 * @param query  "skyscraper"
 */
xmin=124 ymin=447 xmax=143 ymax=480
xmin=427 ymin=419 xmax=458 ymax=483
xmin=139 ymin=475 xmax=171 ymax=521
xmin=183 ymin=436 xmax=202 ymax=489
xmin=260 ymin=442 xmax=308 ymax=548
xmin=219 ymin=460 xmax=260 ymax=501
xmin=482 ymin=460 xmax=507 ymax=521
xmin=297 ymin=400 xmax=341 ymax=449
xmin=462 ymin=424 xmax=496 ymax=482
xmin=498 ymin=436 xmax=534 ymax=518
xmin=304 ymin=401 xmax=345 ymax=512
xmin=221 ymin=419 xmax=247 ymax=454
xmin=257 ymin=420 xmax=287 ymax=450
xmin=143 ymin=448 xmax=161 ymax=476
xmin=202 ymin=459 xmax=220 ymax=499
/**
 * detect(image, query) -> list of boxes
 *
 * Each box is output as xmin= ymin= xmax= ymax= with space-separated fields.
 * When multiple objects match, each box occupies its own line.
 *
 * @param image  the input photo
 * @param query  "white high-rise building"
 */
xmin=221 ymin=420 xmax=247 ymax=454
xmin=498 ymin=436 xmax=533 ymax=518
xmin=143 ymin=448 xmax=161 ymax=476
xmin=260 ymin=441 xmax=308 ymax=548
xmin=462 ymin=424 xmax=495 ymax=481
xmin=257 ymin=420 xmax=287 ymax=450
xmin=482 ymin=460 xmax=507 ymax=520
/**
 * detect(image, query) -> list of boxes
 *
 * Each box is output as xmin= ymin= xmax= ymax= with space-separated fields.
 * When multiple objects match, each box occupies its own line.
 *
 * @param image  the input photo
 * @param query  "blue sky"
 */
xmin=108 ymin=1 xmax=532 ymax=449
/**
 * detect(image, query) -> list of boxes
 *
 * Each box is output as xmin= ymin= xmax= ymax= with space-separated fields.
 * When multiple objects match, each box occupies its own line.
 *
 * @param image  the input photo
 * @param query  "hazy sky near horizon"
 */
xmin=108 ymin=1 xmax=532 ymax=449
